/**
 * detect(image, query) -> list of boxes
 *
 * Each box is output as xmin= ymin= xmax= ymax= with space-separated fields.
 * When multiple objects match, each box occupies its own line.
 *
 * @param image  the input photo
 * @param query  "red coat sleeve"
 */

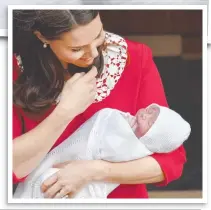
xmin=136 ymin=44 xmax=187 ymax=186
xmin=13 ymin=55 xmax=28 ymax=183
xmin=13 ymin=106 xmax=28 ymax=183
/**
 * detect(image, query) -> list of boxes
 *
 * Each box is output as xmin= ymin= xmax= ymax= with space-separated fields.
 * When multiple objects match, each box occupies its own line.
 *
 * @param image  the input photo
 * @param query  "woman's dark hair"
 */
xmin=13 ymin=10 xmax=102 ymax=113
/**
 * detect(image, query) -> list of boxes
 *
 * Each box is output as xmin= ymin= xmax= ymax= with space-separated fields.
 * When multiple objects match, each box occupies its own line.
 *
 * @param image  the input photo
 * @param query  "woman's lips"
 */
xmin=80 ymin=57 xmax=93 ymax=62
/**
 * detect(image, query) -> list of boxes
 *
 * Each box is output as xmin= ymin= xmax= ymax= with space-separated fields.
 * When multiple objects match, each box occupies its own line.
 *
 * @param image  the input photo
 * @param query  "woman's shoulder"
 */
xmin=123 ymin=38 xmax=154 ymax=71
xmin=105 ymin=32 xmax=152 ymax=57
xmin=125 ymin=38 xmax=153 ymax=59
xmin=104 ymin=32 xmax=154 ymax=72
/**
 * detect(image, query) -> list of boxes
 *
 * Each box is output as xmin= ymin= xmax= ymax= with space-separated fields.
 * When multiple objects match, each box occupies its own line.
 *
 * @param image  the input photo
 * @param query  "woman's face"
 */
xmin=47 ymin=14 xmax=105 ymax=69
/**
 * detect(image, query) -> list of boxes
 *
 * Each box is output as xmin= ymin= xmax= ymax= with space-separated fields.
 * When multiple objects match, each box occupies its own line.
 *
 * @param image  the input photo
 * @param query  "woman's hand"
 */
xmin=41 ymin=160 xmax=107 ymax=198
xmin=55 ymin=66 xmax=98 ymax=120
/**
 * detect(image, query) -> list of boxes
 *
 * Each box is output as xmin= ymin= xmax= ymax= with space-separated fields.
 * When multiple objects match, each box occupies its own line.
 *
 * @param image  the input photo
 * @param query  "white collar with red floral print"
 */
xmin=95 ymin=32 xmax=128 ymax=102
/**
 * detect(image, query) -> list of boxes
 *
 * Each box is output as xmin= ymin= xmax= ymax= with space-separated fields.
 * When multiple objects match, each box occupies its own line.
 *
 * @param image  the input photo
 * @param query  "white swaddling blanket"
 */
xmin=14 ymin=107 xmax=190 ymax=199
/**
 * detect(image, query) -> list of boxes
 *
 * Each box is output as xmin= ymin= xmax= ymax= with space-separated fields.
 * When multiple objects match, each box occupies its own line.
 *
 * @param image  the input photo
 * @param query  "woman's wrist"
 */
xmin=53 ymin=106 xmax=76 ymax=124
xmin=88 ymin=160 xmax=110 ymax=182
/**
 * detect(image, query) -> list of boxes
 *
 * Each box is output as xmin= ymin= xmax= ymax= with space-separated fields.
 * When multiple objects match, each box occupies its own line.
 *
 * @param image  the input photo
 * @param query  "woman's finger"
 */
xmin=41 ymin=174 xmax=58 ymax=192
xmin=54 ymin=186 xmax=72 ymax=198
xmin=67 ymin=191 xmax=74 ymax=198
xmin=82 ymin=66 xmax=98 ymax=82
xmin=89 ymin=86 xmax=97 ymax=94
xmin=67 ymin=185 xmax=83 ymax=198
xmin=53 ymin=161 xmax=70 ymax=168
xmin=89 ymin=77 xmax=97 ymax=84
xmin=43 ymin=182 xmax=61 ymax=198
xmin=68 ymin=72 xmax=84 ymax=83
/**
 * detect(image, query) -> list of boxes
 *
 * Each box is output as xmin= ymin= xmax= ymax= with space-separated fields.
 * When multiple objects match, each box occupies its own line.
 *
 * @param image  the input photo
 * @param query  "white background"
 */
xmin=1 ymin=5 xmax=209 ymax=209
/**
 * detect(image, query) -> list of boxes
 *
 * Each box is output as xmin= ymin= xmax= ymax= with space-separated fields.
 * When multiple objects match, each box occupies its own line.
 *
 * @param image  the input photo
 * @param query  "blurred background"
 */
xmin=100 ymin=10 xmax=203 ymax=198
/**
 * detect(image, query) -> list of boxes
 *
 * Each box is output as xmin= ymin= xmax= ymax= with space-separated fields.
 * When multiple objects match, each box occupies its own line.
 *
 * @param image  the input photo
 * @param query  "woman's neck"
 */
xmin=59 ymin=60 xmax=71 ymax=81
xmin=61 ymin=60 xmax=68 ymax=70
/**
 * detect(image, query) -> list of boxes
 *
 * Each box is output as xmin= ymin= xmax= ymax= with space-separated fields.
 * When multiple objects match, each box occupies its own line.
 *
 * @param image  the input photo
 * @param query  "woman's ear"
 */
xmin=34 ymin=31 xmax=48 ymax=44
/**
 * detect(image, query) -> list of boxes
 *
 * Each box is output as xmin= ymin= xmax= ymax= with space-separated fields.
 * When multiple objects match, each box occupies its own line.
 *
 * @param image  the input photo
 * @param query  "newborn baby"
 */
xmin=128 ymin=104 xmax=160 ymax=138
xmin=14 ymin=103 xmax=191 ymax=199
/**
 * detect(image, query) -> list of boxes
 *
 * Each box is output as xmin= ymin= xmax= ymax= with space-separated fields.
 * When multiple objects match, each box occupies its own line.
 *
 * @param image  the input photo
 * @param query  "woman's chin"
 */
xmin=73 ymin=61 xmax=94 ymax=68
xmin=81 ymin=58 xmax=94 ymax=65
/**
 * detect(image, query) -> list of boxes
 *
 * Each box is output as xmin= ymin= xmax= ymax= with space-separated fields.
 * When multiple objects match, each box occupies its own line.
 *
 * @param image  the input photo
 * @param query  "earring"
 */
xmin=43 ymin=43 xmax=48 ymax=48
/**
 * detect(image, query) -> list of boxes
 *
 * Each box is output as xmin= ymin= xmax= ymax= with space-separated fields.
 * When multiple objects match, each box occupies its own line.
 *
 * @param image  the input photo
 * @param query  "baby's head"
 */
xmin=135 ymin=104 xmax=160 ymax=137
xmin=135 ymin=103 xmax=191 ymax=153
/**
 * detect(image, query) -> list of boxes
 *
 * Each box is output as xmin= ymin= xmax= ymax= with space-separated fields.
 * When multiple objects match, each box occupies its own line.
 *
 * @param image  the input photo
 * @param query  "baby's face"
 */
xmin=134 ymin=105 xmax=160 ymax=137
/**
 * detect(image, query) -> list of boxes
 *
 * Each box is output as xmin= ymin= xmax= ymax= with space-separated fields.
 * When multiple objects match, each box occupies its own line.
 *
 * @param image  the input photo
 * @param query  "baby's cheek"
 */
xmin=134 ymin=127 xmax=143 ymax=138
xmin=134 ymin=119 xmax=143 ymax=137
xmin=136 ymin=120 xmax=150 ymax=137
xmin=136 ymin=115 xmax=142 ymax=127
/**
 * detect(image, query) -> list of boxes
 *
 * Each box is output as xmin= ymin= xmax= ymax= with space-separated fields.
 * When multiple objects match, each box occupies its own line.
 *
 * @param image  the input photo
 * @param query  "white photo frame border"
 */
xmin=208 ymin=1 xmax=211 ymax=43
xmin=8 ymin=4 xmax=207 ymax=205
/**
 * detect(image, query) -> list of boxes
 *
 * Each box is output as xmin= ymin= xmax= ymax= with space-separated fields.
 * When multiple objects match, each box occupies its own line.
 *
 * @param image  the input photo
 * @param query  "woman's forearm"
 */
xmin=13 ymin=108 xmax=75 ymax=179
xmin=94 ymin=156 xmax=165 ymax=184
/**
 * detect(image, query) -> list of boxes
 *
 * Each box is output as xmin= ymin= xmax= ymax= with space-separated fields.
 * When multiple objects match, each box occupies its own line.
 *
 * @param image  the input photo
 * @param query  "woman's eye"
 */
xmin=71 ymin=48 xmax=82 ymax=52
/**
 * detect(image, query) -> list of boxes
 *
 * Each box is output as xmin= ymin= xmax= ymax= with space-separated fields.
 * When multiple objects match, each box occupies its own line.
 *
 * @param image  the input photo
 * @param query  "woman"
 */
xmin=13 ymin=10 xmax=186 ymax=199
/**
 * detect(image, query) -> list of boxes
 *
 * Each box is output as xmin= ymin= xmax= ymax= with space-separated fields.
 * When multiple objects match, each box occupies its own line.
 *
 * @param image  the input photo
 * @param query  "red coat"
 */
xmin=13 ymin=39 xmax=186 ymax=198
